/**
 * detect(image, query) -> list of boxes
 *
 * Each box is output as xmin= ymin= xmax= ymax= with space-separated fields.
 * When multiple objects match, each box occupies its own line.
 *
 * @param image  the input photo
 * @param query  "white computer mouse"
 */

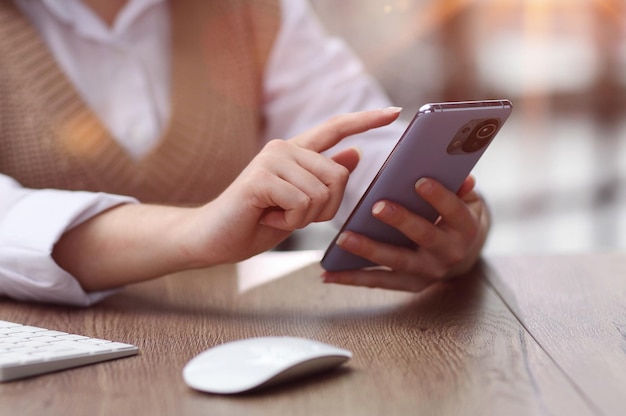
xmin=182 ymin=336 xmax=352 ymax=394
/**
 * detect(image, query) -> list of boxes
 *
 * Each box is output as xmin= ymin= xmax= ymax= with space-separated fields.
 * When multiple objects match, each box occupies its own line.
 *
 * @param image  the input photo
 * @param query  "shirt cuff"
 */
xmin=0 ymin=189 xmax=137 ymax=306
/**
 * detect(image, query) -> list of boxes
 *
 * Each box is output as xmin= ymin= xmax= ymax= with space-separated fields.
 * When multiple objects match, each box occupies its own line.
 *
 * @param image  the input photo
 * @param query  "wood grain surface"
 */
xmin=1 ymin=255 xmax=614 ymax=416
xmin=486 ymin=252 xmax=626 ymax=416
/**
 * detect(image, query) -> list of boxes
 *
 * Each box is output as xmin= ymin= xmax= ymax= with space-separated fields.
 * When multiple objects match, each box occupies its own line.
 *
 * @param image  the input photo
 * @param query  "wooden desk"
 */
xmin=1 ymin=252 xmax=625 ymax=415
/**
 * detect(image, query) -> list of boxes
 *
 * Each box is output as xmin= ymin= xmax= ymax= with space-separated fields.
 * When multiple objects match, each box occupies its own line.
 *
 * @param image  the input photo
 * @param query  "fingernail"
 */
xmin=350 ymin=146 xmax=363 ymax=161
xmin=382 ymin=106 xmax=402 ymax=115
xmin=415 ymin=178 xmax=431 ymax=193
xmin=336 ymin=231 xmax=360 ymax=251
xmin=336 ymin=232 xmax=348 ymax=246
xmin=372 ymin=201 xmax=385 ymax=215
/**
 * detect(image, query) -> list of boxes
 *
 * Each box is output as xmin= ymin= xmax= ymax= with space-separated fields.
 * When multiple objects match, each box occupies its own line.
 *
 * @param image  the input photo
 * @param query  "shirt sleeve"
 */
xmin=0 ymin=174 xmax=137 ymax=306
xmin=265 ymin=0 xmax=409 ymax=223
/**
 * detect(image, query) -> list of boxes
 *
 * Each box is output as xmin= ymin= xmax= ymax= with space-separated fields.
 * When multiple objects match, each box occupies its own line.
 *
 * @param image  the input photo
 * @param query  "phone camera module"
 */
xmin=447 ymin=118 xmax=500 ymax=155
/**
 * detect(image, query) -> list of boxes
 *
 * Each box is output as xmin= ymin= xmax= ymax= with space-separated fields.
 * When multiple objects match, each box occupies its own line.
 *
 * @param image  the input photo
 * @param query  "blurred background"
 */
xmin=298 ymin=0 xmax=626 ymax=256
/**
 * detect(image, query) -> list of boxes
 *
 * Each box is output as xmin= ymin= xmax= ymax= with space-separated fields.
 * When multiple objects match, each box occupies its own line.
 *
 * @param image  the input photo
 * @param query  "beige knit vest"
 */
xmin=0 ymin=0 xmax=280 ymax=205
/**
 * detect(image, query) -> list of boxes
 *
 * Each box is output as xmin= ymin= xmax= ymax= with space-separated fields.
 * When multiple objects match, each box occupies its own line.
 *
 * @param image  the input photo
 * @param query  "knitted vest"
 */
xmin=0 ymin=0 xmax=280 ymax=205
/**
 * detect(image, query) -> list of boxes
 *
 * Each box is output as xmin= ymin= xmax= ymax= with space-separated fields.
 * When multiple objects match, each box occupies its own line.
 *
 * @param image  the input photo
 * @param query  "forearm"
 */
xmin=52 ymin=203 xmax=205 ymax=292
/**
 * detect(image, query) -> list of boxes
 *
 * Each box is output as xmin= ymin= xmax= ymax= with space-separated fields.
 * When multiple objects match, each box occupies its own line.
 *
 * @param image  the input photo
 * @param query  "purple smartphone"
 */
xmin=321 ymin=99 xmax=513 ymax=272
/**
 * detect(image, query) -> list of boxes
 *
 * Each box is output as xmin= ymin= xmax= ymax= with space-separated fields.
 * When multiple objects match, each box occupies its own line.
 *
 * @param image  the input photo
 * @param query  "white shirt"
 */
xmin=1 ymin=0 xmax=404 ymax=305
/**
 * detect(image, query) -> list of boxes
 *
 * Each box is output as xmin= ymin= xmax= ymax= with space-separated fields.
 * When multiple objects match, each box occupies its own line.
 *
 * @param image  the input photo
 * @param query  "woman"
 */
xmin=0 ymin=0 xmax=489 ymax=305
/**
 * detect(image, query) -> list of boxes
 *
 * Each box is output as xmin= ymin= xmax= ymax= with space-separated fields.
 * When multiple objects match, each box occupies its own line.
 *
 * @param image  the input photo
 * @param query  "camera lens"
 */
xmin=476 ymin=122 xmax=498 ymax=139
xmin=461 ymin=119 xmax=499 ymax=153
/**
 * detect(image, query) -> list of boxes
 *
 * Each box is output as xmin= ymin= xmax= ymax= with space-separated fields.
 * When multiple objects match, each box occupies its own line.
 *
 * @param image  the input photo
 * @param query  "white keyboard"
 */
xmin=0 ymin=319 xmax=138 ymax=382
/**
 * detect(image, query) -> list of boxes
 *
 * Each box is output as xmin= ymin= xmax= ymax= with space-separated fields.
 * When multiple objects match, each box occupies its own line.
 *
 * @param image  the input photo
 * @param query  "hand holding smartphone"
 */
xmin=321 ymin=99 xmax=513 ymax=272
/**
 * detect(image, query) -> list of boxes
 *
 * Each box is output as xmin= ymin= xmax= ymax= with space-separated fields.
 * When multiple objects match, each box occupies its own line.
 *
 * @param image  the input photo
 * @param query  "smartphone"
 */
xmin=321 ymin=99 xmax=513 ymax=272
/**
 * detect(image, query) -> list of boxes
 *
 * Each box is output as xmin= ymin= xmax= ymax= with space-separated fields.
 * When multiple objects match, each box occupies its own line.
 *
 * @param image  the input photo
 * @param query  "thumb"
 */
xmin=331 ymin=147 xmax=361 ymax=173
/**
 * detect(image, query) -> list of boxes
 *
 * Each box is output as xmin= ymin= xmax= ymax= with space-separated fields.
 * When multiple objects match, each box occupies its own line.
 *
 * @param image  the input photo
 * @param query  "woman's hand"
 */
xmin=321 ymin=175 xmax=490 ymax=292
xmin=186 ymin=107 xmax=402 ymax=265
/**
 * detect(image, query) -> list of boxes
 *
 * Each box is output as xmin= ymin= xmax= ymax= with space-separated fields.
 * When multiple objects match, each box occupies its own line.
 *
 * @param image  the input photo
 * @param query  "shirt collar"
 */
xmin=35 ymin=0 xmax=166 ymax=41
